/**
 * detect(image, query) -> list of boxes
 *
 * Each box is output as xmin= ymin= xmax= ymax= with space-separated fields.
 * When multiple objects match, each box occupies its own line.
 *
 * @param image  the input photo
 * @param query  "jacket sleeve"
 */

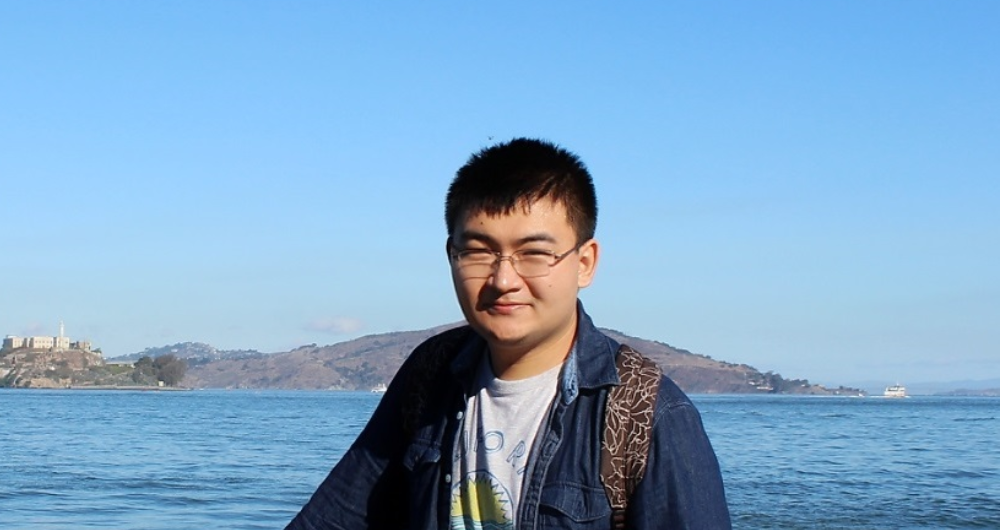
xmin=627 ymin=378 xmax=732 ymax=530
xmin=283 ymin=362 xmax=412 ymax=530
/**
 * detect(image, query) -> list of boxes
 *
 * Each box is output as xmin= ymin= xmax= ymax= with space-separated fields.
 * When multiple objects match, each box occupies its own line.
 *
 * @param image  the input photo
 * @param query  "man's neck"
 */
xmin=487 ymin=319 xmax=577 ymax=380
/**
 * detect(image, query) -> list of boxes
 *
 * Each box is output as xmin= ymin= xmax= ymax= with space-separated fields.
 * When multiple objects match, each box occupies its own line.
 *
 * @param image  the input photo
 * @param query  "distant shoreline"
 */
xmin=65 ymin=385 xmax=193 ymax=391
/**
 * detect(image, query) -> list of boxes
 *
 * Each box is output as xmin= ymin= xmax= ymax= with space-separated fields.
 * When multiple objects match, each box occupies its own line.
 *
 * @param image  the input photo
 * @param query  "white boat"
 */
xmin=370 ymin=383 xmax=388 ymax=393
xmin=883 ymin=384 xmax=907 ymax=398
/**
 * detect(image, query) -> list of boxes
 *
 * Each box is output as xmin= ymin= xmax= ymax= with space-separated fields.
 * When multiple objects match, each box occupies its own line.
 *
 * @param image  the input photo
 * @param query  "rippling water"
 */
xmin=2 ymin=390 xmax=997 ymax=529
xmin=699 ymin=395 xmax=1000 ymax=529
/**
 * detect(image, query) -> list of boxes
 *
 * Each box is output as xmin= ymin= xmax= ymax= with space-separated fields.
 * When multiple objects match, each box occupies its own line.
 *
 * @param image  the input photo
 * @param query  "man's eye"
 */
xmin=518 ymin=249 xmax=553 ymax=257
xmin=460 ymin=249 xmax=494 ymax=261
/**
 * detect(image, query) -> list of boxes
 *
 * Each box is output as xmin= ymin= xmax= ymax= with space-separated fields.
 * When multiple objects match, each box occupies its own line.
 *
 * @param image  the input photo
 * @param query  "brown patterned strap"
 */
xmin=601 ymin=344 xmax=662 ymax=529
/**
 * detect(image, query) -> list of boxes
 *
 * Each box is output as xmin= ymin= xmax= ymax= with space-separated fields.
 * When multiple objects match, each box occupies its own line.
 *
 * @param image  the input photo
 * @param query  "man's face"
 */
xmin=448 ymin=197 xmax=598 ymax=359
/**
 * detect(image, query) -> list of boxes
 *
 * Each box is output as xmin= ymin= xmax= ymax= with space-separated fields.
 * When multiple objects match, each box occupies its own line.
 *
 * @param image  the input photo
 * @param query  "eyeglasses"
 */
xmin=449 ymin=246 xmax=579 ymax=279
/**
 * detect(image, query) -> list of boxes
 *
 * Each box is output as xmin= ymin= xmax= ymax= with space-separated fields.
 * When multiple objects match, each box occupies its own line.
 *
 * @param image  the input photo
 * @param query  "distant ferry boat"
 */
xmin=884 ymin=384 xmax=907 ymax=398
xmin=370 ymin=383 xmax=388 ymax=393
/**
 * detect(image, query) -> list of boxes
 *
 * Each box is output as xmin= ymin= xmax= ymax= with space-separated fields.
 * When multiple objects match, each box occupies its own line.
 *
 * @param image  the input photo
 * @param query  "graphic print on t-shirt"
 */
xmin=450 ymin=470 xmax=514 ymax=530
xmin=450 ymin=351 xmax=562 ymax=529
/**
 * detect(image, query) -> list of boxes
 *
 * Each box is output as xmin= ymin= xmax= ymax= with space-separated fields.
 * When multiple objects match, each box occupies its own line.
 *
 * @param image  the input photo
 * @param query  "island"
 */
xmin=1 ymin=323 xmax=186 ymax=389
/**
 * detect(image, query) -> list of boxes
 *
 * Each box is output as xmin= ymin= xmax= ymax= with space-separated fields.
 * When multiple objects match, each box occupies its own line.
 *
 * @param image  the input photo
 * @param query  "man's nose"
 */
xmin=491 ymin=256 xmax=522 ymax=289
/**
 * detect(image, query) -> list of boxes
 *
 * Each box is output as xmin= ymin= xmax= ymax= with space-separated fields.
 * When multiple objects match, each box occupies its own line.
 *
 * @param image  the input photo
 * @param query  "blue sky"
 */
xmin=2 ymin=2 xmax=997 ymax=387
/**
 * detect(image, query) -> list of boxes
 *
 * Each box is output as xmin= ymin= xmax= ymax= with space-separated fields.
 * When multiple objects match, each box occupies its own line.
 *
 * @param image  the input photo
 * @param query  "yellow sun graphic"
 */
xmin=450 ymin=472 xmax=514 ymax=530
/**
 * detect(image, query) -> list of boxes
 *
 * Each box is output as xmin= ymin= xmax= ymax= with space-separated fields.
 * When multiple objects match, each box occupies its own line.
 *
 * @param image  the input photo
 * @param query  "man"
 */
xmin=286 ymin=138 xmax=731 ymax=529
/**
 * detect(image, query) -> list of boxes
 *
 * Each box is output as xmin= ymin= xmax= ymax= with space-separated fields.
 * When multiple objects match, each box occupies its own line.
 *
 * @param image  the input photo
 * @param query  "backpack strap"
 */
xmin=601 ymin=344 xmax=662 ymax=529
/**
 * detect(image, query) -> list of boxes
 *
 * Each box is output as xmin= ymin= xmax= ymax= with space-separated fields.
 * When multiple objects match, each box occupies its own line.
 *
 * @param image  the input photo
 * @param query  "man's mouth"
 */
xmin=485 ymin=301 xmax=527 ymax=315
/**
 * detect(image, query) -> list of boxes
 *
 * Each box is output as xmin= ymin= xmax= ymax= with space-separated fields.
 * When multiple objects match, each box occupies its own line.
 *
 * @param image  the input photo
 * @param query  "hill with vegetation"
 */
xmin=9 ymin=325 xmax=864 ymax=394
xmin=111 ymin=342 xmax=265 ymax=364
xmin=177 ymin=324 xmax=863 ymax=395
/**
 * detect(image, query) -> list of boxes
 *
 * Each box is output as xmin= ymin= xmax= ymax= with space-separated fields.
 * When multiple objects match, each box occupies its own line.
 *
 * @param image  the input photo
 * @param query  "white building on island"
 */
xmin=2 ymin=321 xmax=93 ymax=353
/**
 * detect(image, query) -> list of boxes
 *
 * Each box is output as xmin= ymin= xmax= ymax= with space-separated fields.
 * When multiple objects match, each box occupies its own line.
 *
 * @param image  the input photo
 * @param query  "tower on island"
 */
xmin=1 ymin=322 xmax=93 ymax=354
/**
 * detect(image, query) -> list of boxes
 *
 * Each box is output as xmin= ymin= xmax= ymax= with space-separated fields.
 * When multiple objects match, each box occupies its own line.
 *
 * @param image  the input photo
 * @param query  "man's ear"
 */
xmin=576 ymin=238 xmax=599 ymax=288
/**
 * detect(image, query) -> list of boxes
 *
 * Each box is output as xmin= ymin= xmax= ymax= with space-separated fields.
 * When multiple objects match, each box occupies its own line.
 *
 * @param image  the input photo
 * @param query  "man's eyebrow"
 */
xmin=456 ymin=231 xmax=558 ymax=246
xmin=515 ymin=233 xmax=558 ymax=245
xmin=455 ymin=230 xmax=496 ymax=245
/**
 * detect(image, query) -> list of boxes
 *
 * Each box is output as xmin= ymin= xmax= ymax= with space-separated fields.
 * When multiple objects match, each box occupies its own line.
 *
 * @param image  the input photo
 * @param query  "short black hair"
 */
xmin=445 ymin=138 xmax=598 ymax=243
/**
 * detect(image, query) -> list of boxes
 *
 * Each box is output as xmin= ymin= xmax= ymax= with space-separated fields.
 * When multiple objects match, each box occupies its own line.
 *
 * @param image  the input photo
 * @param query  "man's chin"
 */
xmin=469 ymin=319 xmax=530 ymax=347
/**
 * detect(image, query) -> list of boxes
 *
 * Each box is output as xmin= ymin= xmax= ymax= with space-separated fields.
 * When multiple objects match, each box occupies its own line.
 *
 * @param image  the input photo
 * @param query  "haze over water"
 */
xmin=3 ymin=390 xmax=997 ymax=529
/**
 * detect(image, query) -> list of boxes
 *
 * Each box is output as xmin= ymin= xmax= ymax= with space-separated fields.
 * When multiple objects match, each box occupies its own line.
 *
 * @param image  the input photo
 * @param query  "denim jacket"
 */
xmin=286 ymin=304 xmax=731 ymax=529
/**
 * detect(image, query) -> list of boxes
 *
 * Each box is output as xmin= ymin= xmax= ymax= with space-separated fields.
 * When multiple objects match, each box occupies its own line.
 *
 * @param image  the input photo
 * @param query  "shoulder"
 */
xmin=613 ymin=344 xmax=694 ymax=410
xmin=413 ymin=325 xmax=477 ymax=354
xmin=611 ymin=344 xmax=702 ymax=424
xmin=654 ymin=374 xmax=696 ymax=411
xmin=398 ymin=325 xmax=478 ymax=435
xmin=403 ymin=325 xmax=477 ymax=375
xmin=646 ymin=374 xmax=715 ymax=450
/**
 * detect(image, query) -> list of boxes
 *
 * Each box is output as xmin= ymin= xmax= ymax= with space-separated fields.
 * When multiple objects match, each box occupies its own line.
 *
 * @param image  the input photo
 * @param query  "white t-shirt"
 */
xmin=449 ymin=351 xmax=562 ymax=529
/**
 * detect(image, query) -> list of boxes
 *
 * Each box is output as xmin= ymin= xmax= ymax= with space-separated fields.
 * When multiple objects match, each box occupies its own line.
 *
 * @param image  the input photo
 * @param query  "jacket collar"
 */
xmin=560 ymin=301 xmax=620 ymax=403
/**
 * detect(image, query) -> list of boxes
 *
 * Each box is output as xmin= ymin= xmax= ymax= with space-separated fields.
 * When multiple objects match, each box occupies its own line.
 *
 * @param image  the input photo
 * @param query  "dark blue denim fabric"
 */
xmin=285 ymin=304 xmax=731 ymax=529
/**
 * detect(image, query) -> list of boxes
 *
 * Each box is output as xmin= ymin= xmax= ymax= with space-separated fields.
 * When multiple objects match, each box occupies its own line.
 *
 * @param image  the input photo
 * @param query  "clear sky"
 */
xmin=2 ymin=2 xmax=997 ymax=387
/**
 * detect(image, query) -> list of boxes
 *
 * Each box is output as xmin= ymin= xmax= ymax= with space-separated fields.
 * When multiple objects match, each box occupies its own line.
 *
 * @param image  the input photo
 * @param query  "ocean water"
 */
xmin=1 ymin=390 xmax=997 ymax=529
xmin=700 ymin=395 xmax=1000 ymax=529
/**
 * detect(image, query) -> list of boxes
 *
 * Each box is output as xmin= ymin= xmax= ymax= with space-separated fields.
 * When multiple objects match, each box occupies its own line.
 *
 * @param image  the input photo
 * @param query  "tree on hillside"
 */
xmin=153 ymin=354 xmax=187 ymax=386
xmin=131 ymin=354 xmax=187 ymax=386
xmin=132 ymin=356 xmax=156 ymax=384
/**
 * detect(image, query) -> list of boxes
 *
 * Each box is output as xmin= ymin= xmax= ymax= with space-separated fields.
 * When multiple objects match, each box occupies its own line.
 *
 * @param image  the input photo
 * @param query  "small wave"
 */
xmin=924 ymin=469 xmax=998 ymax=480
